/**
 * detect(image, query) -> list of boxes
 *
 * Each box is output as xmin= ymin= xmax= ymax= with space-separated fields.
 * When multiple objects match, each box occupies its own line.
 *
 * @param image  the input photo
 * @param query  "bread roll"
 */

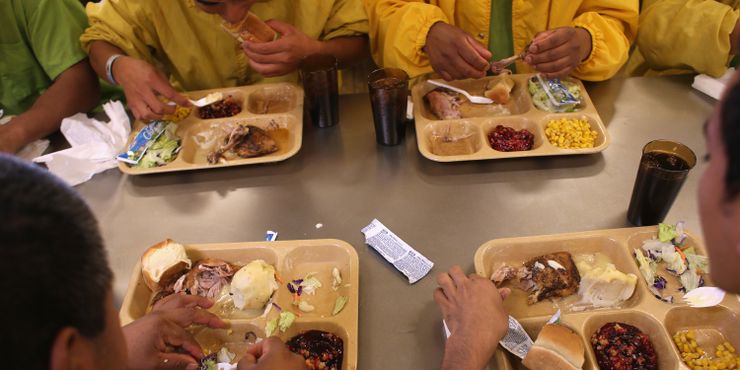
xmin=522 ymin=324 xmax=584 ymax=370
xmin=141 ymin=239 xmax=191 ymax=292
xmin=223 ymin=12 xmax=278 ymax=43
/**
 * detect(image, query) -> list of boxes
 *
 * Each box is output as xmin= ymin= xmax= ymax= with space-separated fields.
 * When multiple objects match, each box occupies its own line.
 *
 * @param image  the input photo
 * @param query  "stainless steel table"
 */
xmin=77 ymin=75 xmax=715 ymax=370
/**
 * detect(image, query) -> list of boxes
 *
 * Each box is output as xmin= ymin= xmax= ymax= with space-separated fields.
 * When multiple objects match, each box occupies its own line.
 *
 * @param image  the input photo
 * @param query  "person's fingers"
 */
xmin=448 ymin=265 xmax=468 ymax=287
xmin=242 ymin=38 xmax=290 ymax=55
xmin=158 ymin=352 xmax=199 ymax=370
xmin=532 ymin=54 xmax=575 ymax=76
xmin=242 ymin=47 xmax=292 ymax=65
xmin=139 ymin=88 xmax=172 ymax=116
xmin=528 ymin=29 xmax=559 ymax=54
xmin=236 ymin=352 xmax=258 ymax=370
xmin=153 ymin=294 xmax=215 ymax=312
xmin=150 ymin=74 xmax=190 ymax=108
xmin=160 ymin=320 xmax=206 ymax=359
xmin=433 ymin=288 xmax=453 ymax=319
xmin=248 ymin=60 xmax=290 ymax=77
xmin=437 ymin=271 xmax=457 ymax=300
xmin=458 ymin=37 xmax=490 ymax=72
xmin=466 ymin=35 xmax=492 ymax=61
xmin=164 ymin=307 xmax=226 ymax=329
xmin=526 ymin=42 xmax=571 ymax=66
xmin=263 ymin=19 xmax=292 ymax=35
xmin=245 ymin=340 xmax=266 ymax=359
xmin=499 ymin=287 xmax=512 ymax=301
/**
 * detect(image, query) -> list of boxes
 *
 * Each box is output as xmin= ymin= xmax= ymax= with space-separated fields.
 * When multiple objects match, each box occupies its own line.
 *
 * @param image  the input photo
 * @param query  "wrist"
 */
xmin=443 ymin=333 xmax=494 ymax=370
xmin=0 ymin=117 xmax=30 ymax=153
xmin=575 ymin=27 xmax=592 ymax=62
xmin=110 ymin=55 xmax=131 ymax=87
xmin=423 ymin=21 xmax=446 ymax=54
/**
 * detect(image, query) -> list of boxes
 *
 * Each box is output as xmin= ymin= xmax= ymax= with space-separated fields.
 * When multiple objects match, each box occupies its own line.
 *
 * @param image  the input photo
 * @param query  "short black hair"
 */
xmin=0 ymin=155 xmax=113 ymax=369
xmin=721 ymin=80 xmax=740 ymax=200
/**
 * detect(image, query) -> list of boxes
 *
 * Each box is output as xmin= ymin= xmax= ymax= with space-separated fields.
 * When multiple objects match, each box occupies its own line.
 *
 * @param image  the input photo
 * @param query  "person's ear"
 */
xmin=50 ymin=327 xmax=97 ymax=370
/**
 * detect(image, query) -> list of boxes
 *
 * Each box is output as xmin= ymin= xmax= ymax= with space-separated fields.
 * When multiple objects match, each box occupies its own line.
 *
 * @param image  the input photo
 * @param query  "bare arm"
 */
xmin=87 ymin=40 xmax=189 ymax=120
xmin=0 ymin=59 xmax=100 ymax=153
xmin=732 ymin=20 xmax=740 ymax=55
xmin=315 ymin=35 xmax=369 ymax=69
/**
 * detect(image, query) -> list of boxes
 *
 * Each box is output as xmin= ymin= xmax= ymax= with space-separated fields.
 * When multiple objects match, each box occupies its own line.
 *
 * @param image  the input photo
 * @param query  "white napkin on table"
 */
xmin=0 ymin=113 xmax=50 ymax=161
xmin=33 ymin=101 xmax=130 ymax=186
xmin=692 ymin=68 xmax=735 ymax=100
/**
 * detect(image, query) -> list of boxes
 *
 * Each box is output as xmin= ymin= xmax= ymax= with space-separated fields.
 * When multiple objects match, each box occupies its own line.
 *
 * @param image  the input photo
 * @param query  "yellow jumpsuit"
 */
xmin=627 ymin=0 xmax=739 ymax=77
xmin=80 ymin=0 xmax=368 ymax=92
xmin=363 ymin=0 xmax=639 ymax=81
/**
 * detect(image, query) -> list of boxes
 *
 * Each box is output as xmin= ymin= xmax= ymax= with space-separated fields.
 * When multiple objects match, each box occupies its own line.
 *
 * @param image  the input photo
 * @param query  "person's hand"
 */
xmin=123 ymin=304 xmax=226 ymax=370
xmin=0 ymin=122 xmax=24 ymax=154
xmin=524 ymin=27 xmax=592 ymax=79
xmin=241 ymin=20 xmax=321 ymax=77
xmin=113 ymin=56 xmax=190 ymax=121
xmin=424 ymin=22 xmax=492 ymax=81
xmin=236 ymin=337 xmax=307 ymax=370
xmin=151 ymin=293 xmax=216 ymax=313
xmin=434 ymin=266 xmax=510 ymax=370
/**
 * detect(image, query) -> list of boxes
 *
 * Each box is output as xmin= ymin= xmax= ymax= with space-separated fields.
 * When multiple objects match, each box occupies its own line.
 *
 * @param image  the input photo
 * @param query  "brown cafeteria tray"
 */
xmin=412 ymin=73 xmax=610 ymax=162
xmin=473 ymin=226 xmax=739 ymax=370
xmin=118 ymin=83 xmax=304 ymax=175
xmin=120 ymin=239 xmax=358 ymax=370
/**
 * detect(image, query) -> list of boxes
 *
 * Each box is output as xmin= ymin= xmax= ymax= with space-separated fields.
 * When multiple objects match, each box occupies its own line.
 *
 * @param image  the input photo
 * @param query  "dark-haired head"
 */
xmin=0 ymin=155 xmax=125 ymax=369
xmin=698 ymin=71 xmax=740 ymax=294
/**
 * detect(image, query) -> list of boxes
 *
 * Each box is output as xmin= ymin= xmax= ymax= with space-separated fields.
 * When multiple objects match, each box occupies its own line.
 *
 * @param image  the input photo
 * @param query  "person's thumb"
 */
xmin=499 ymin=287 xmax=512 ymax=301
xmin=159 ymin=352 xmax=199 ymax=370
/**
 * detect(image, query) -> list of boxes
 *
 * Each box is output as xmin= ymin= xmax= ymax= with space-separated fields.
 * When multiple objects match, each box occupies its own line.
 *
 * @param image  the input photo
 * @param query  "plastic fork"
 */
xmin=683 ymin=286 xmax=726 ymax=308
xmin=167 ymin=92 xmax=224 ymax=107
xmin=427 ymin=80 xmax=494 ymax=105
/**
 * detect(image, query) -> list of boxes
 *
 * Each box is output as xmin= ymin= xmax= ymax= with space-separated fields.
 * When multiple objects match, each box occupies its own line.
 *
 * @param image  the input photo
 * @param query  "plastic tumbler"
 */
xmin=368 ymin=68 xmax=409 ymax=145
xmin=627 ymin=140 xmax=696 ymax=226
xmin=300 ymin=54 xmax=338 ymax=128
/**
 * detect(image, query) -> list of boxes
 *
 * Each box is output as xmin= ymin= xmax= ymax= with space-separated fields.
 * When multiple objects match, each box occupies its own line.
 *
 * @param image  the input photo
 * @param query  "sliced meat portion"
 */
xmin=491 ymin=264 xmax=516 ymax=285
xmin=174 ymin=258 xmax=237 ymax=299
xmin=233 ymin=125 xmax=278 ymax=158
xmin=425 ymin=90 xmax=461 ymax=120
xmin=521 ymin=252 xmax=581 ymax=304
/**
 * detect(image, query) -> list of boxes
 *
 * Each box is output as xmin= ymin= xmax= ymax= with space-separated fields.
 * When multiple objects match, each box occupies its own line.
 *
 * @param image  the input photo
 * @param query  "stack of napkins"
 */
xmin=692 ymin=68 xmax=735 ymax=100
xmin=34 ymin=101 xmax=130 ymax=186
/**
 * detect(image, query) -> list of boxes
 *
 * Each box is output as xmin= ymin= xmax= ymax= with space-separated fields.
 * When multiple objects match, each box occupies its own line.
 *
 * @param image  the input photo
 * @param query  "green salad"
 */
xmin=133 ymin=122 xmax=181 ymax=169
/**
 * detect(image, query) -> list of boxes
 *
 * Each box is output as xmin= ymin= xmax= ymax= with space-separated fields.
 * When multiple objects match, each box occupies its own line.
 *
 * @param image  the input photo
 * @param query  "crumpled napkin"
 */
xmin=0 ymin=114 xmax=50 ymax=160
xmin=34 ymin=101 xmax=130 ymax=186
xmin=692 ymin=67 xmax=735 ymax=100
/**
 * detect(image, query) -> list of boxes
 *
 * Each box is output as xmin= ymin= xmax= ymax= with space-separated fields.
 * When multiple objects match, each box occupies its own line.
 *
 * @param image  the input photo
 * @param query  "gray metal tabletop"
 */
xmin=77 ymin=74 xmax=715 ymax=370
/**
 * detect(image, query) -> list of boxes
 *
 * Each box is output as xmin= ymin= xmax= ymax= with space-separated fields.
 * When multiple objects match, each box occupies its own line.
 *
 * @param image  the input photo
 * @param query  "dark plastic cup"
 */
xmin=368 ymin=68 xmax=409 ymax=145
xmin=300 ymin=54 xmax=338 ymax=128
xmin=627 ymin=140 xmax=696 ymax=226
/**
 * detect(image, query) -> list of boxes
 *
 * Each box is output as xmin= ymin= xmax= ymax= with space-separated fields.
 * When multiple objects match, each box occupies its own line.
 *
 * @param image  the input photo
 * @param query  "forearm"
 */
xmin=316 ymin=36 xmax=369 ymax=68
xmin=88 ymin=40 xmax=128 ymax=84
xmin=440 ymin=335 xmax=491 ymax=370
xmin=0 ymin=59 xmax=100 ymax=153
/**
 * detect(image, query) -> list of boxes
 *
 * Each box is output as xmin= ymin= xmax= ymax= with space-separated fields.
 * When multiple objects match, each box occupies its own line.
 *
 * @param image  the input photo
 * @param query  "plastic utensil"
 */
xmin=167 ymin=92 xmax=224 ymax=107
xmin=683 ymin=286 xmax=726 ymax=308
xmin=427 ymin=80 xmax=494 ymax=105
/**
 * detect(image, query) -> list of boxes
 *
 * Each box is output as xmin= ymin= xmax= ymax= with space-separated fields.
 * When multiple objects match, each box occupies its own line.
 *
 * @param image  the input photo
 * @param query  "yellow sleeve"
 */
xmin=322 ymin=0 xmax=370 ymax=40
xmin=637 ymin=0 xmax=739 ymax=78
xmin=570 ymin=0 xmax=639 ymax=81
xmin=79 ymin=0 xmax=160 ymax=65
xmin=363 ymin=0 xmax=448 ymax=78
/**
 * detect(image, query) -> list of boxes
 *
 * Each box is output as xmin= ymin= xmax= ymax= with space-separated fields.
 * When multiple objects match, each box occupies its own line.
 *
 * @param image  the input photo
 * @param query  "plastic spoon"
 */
xmin=427 ymin=80 xmax=494 ymax=105
xmin=167 ymin=92 xmax=224 ymax=107
xmin=683 ymin=287 xmax=726 ymax=308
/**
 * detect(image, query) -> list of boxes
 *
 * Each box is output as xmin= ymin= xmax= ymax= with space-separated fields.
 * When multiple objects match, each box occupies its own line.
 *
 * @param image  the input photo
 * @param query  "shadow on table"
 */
xmin=584 ymin=77 xmax=626 ymax=127
xmin=412 ymin=148 xmax=606 ymax=187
